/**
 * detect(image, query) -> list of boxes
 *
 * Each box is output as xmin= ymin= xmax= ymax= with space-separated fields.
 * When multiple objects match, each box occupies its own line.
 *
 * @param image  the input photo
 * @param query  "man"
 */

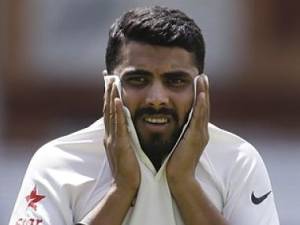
xmin=10 ymin=6 xmax=279 ymax=225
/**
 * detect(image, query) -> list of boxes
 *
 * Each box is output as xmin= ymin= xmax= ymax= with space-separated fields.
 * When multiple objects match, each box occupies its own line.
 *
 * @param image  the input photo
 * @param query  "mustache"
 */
xmin=134 ymin=107 xmax=178 ymax=121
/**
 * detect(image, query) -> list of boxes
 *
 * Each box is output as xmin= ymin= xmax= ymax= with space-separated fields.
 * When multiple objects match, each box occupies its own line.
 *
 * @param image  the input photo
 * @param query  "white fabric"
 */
xmin=93 ymin=75 xmax=200 ymax=225
xmin=9 ymin=121 xmax=280 ymax=225
xmin=9 ymin=76 xmax=280 ymax=225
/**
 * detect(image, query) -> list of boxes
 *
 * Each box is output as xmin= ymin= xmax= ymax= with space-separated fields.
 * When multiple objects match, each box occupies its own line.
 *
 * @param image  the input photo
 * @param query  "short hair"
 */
xmin=105 ymin=6 xmax=205 ymax=74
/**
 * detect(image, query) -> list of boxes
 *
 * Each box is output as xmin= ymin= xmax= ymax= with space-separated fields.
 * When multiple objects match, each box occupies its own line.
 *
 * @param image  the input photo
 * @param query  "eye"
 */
xmin=122 ymin=75 xmax=148 ymax=87
xmin=170 ymin=78 xmax=184 ymax=85
xmin=165 ymin=77 xmax=189 ymax=87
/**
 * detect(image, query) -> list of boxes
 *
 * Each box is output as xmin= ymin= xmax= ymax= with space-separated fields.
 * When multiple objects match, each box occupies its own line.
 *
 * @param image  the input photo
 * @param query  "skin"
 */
xmin=114 ymin=41 xmax=200 ymax=170
xmin=89 ymin=41 xmax=228 ymax=225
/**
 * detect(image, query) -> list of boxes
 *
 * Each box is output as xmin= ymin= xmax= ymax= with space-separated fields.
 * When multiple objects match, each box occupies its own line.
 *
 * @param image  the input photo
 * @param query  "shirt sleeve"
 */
xmin=9 ymin=146 xmax=73 ymax=225
xmin=222 ymin=142 xmax=280 ymax=225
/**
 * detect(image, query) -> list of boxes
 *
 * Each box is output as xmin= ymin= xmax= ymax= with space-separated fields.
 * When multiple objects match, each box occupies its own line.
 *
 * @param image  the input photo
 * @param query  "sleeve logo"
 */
xmin=251 ymin=190 xmax=272 ymax=205
xmin=26 ymin=186 xmax=45 ymax=211
xmin=14 ymin=186 xmax=45 ymax=225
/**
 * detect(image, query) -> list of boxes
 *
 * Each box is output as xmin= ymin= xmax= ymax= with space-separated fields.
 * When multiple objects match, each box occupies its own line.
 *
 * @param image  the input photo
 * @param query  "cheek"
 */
xmin=172 ymin=91 xmax=194 ymax=121
xmin=121 ymin=89 xmax=143 ymax=117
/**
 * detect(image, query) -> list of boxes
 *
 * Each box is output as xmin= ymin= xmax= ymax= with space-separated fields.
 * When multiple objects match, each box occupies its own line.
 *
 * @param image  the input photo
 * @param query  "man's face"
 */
xmin=112 ymin=41 xmax=199 ymax=158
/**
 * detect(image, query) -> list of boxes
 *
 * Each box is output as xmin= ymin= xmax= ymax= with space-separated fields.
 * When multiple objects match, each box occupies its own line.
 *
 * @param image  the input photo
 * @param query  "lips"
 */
xmin=134 ymin=108 xmax=178 ymax=134
xmin=144 ymin=116 xmax=168 ymax=124
xmin=141 ymin=115 xmax=171 ymax=133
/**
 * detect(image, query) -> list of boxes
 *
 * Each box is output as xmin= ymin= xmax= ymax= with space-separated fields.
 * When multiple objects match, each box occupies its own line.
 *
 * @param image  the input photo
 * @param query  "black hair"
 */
xmin=105 ymin=6 xmax=205 ymax=74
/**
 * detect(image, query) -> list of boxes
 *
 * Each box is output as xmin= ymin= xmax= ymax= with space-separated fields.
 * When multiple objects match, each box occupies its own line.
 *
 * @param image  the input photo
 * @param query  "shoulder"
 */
xmin=28 ymin=118 xmax=106 ymax=184
xmin=9 ymin=119 xmax=110 ymax=224
xmin=206 ymin=123 xmax=261 ymax=165
xmin=204 ymin=124 xmax=279 ymax=223
xmin=201 ymin=123 xmax=266 ymax=190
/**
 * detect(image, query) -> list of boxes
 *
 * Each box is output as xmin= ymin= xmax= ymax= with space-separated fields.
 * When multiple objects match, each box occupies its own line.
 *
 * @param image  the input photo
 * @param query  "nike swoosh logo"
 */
xmin=251 ymin=191 xmax=272 ymax=205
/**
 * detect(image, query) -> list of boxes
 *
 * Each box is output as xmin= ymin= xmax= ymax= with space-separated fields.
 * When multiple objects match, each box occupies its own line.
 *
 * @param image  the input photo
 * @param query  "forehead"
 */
xmin=113 ymin=41 xmax=198 ymax=75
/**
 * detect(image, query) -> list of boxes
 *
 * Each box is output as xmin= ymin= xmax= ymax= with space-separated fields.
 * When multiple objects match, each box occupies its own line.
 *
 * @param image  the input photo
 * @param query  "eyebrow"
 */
xmin=121 ymin=69 xmax=193 ymax=78
xmin=121 ymin=69 xmax=152 ymax=77
xmin=163 ymin=71 xmax=193 ymax=78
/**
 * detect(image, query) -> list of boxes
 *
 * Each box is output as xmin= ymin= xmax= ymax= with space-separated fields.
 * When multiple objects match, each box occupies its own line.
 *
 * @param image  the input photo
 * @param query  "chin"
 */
xmin=134 ymin=117 xmax=185 ymax=156
xmin=137 ymin=130 xmax=178 ymax=156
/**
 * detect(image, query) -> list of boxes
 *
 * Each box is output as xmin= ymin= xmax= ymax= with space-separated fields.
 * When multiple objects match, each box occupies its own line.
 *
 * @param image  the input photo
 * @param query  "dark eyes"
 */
xmin=165 ymin=77 xmax=188 ymax=87
xmin=122 ymin=76 xmax=148 ymax=87
xmin=122 ymin=75 xmax=191 ymax=89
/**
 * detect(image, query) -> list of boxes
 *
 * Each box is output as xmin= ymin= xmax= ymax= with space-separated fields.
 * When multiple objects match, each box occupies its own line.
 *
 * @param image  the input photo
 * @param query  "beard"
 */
xmin=138 ymin=128 xmax=181 ymax=166
xmin=132 ymin=106 xmax=188 ymax=170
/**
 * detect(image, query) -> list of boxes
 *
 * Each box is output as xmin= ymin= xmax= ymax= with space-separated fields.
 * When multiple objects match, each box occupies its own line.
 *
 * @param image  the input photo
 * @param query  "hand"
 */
xmin=166 ymin=74 xmax=210 ymax=185
xmin=103 ymin=79 xmax=140 ymax=193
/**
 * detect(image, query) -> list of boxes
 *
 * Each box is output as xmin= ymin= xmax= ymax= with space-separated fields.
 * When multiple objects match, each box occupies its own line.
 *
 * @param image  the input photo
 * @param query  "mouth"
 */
xmin=140 ymin=115 xmax=171 ymax=133
xmin=144 ymin=116 xmax=169 ymax=125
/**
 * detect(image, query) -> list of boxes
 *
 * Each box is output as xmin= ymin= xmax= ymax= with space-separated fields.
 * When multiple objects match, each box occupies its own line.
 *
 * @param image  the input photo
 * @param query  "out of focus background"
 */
xmin=0 ymin=0 xmax=299 ymax=224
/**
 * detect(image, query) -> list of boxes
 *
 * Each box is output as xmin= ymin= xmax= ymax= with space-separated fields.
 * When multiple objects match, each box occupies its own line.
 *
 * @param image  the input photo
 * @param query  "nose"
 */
xmin=145 ymin=81 xmax=169 ymax=109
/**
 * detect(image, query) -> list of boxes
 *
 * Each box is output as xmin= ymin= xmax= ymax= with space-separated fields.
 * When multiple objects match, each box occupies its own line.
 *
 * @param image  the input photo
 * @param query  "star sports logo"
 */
xmin=26 ymin=186 xmax=45 ymax=211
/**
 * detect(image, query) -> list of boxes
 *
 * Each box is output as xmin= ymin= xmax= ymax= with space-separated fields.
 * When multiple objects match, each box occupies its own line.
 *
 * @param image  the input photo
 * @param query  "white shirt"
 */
xmin=9 ymin=119 xmax=279 ymax=225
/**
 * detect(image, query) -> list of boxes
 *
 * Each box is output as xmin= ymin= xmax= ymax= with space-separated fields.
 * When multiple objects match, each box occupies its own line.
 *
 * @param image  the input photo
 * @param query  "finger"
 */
xmin=190 ymin=75 xmax=206 ymax=129
xmin=104 ymin=79 xmax=113 ymax=136
xmin=203 ymin=74 xmax=210 ymax=123
xmin=196 ymin=74 xmax=206 ymax=96
xmin=199 ymin=75 xmax=210 ymax=142
xmin=115 ymin=97 xmax=128 ymax=139
xmin=175 ymin=91 xmax=206 ymax=161
xmin=103 ymin=138 xmax=111 ymax=163
xmin=110 ymin=83 xmax=118 ymax=139
xmin=192 ymin=91 xmax=206 ymax=131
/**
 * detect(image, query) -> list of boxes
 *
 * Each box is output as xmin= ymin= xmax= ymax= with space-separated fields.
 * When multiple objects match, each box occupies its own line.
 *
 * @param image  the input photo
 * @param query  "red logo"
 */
xmin=25 ymin=186 xmax=45 ymax=211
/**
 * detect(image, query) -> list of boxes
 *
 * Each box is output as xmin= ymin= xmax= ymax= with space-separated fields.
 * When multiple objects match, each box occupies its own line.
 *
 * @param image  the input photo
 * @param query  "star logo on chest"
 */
xmin=25 ymin=186 xmax=45 ymax=211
